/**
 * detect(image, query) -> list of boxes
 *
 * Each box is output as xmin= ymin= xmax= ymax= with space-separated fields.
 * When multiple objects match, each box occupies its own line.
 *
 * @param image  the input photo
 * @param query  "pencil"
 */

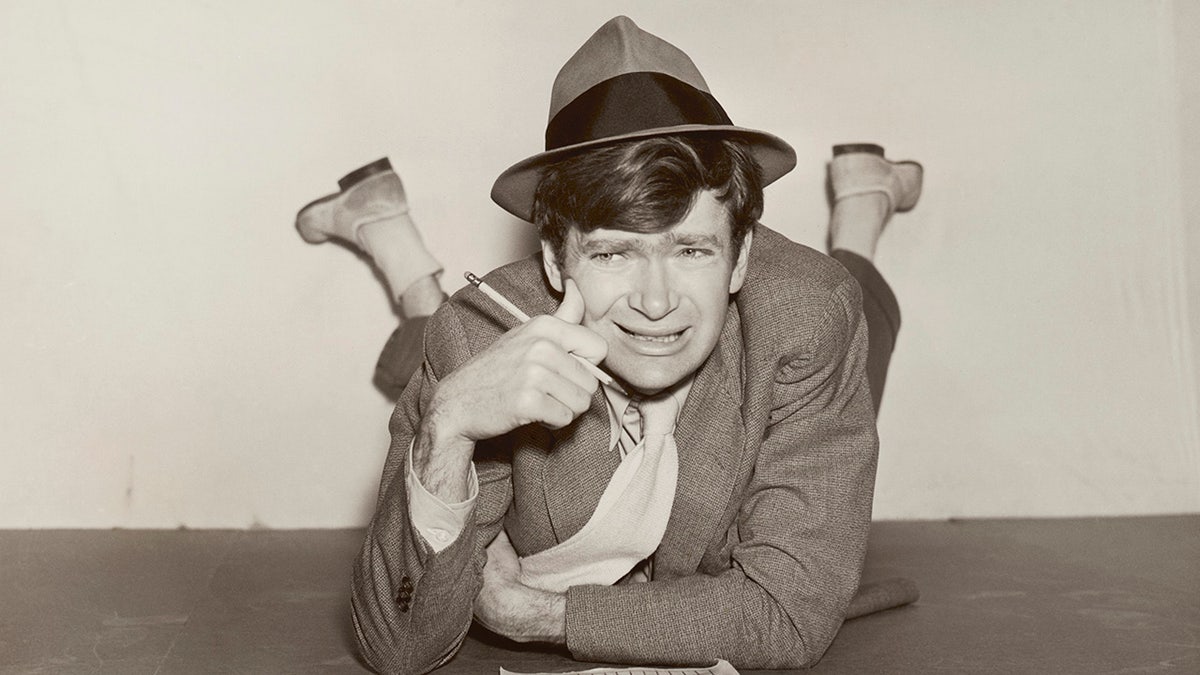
xmin=465 ymin=271 xmax=617 ymax=388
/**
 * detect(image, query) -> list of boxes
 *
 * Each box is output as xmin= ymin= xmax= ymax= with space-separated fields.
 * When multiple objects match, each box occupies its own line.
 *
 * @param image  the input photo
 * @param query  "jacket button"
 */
xmin=398 ymin=600 xmax=410 ymax=613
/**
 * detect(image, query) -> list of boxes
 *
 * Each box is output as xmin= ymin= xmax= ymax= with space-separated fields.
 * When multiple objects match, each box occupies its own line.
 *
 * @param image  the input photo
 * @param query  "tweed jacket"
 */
xmin=351 ymin=224 xmax=879 ymax=673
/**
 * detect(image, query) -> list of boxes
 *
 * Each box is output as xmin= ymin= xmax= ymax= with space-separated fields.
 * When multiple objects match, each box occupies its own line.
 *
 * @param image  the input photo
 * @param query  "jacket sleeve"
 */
xmin=564 ymin=277 xmax=879 ymax=669
xmin=350 ymin=303 xmax=513 ymax=674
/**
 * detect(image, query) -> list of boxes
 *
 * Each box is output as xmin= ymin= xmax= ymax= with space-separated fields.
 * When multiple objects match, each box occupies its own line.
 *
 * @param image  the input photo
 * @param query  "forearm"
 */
xmin=476 ymin=581 xmax=568 ymax=644
xmin=352 ymin=534 xmax=477 ymax=675
xmin=530 ymin=592 xmax=568 ymax=643
xmin=352 ymin=297 xmax=540 ymax=672
xmin=411 ymin=406 xmax=476 ymax=503
xmin=351 ymin=442 xmax=482 ymax=674
xmin=565 ymin=568 xmax=843 ymax=669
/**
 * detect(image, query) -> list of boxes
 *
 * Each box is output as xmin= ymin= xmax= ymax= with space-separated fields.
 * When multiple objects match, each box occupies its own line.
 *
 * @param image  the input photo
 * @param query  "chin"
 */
xmin=610 ymin=358 xmax=696 ymax=396
xmin=622 ymin=380 xmax=672 ymax=397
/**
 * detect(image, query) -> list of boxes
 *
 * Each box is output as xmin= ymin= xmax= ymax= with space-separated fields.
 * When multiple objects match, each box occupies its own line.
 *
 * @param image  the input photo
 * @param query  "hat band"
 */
xmin=545 ymin=71 xmax=733 ymax=152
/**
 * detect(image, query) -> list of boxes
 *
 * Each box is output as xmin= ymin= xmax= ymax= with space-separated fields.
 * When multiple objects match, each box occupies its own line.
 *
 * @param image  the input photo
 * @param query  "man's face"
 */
xmin=542 ymin=190 xmax=751 ymax=395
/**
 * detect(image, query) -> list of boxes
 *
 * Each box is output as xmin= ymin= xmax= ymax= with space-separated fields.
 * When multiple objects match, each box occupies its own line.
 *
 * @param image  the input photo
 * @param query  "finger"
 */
xmin=553 ymin=348 xmax=602 ymax=393
xmin=562 ymin=324 xmax=608 ymax=365
xmin=525 ymin=318 xmax=607 ymax=366
xmin=513 ymin=366 xmax=589 ymax=428
xmin=486 ymin=530 xmax=520 ymax=568
xmin=540 ymin=366 xmax=596 ymax=416
xmin=509 ymin=366 xmax=588 ymax=428
xmin=552 ymin=278 xmax=586 ymax=325
xmin=535 ymin=389 xmax=587 ymax=430
xmin=489 ymin=529 xmax=511 ymax=548
xmin=522 ymin=346 xmax=598 ymax=398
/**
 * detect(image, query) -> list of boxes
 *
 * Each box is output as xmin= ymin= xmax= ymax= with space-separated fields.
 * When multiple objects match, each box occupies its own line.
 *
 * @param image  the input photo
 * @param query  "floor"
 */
xmin=1 ymin=517 xmax=1196 ymax=674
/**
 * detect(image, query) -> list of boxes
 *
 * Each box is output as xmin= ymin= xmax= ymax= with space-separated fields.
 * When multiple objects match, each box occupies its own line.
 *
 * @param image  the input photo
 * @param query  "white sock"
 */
xmin=829 ymin=192 xmax=890 ymax=262
xmin=357 ymin=214 xmax=443 ymax=305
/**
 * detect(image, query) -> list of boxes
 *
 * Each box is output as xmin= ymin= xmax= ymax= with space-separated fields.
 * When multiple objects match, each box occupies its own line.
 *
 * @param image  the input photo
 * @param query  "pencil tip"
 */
xmin=464 ymin=271 xmax=481 ymax=286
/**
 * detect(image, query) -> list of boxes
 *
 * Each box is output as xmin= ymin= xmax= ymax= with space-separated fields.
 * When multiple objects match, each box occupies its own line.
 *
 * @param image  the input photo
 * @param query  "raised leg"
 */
xmin=295 ymin=158 xmax=448 ymax=396
xmin=827 ymin=144 xmax=922 ymax=415
xmin=828 ymin=144 xmax=926 ymax=620
xmin=830 ymin=248 xmax=901 ymax=415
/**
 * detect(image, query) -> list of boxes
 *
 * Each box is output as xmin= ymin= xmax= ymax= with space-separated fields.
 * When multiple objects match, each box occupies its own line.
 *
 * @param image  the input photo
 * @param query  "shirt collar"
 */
xmin=601 ymin=377 xmax=694 ymax=452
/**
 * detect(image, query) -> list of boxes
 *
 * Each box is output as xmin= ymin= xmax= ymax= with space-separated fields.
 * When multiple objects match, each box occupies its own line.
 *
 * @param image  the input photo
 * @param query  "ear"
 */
xmin=541 ymin=239 xmax=564 ymax=293
xmin=729 ymin=227 xmax=752 ymax=293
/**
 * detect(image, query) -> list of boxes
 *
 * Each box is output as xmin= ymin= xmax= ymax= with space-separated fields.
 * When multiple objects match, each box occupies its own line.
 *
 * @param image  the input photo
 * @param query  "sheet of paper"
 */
xmin=500 ymin=658 xmax=739 ymax=675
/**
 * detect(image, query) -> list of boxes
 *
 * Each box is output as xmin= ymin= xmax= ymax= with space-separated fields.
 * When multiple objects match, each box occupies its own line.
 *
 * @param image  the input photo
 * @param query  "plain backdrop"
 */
xmin=1 ymin=0 xmax=1197 ymax=528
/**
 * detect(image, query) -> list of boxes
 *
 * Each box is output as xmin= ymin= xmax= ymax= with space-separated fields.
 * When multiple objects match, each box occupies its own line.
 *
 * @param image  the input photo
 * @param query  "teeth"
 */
xmin=623 ymin=327 xmax=683 ymax=343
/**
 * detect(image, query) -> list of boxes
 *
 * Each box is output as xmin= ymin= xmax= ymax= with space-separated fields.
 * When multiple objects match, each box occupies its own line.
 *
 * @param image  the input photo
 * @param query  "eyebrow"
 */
xmin=667 ymin=233 xmax=724 ymax=248
xmin=576 ymin=232 xmax=726 ymax=254
xmin=576 ymin=237 xmax=638 ymax=254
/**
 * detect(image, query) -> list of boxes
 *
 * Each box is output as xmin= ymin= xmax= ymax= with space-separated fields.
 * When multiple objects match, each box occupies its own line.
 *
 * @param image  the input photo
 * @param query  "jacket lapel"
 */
xmin=486 ymin=263 xmax=622 ymax=547
xmin=655 ymin=303 xmax=745 ymax=576
xmin=535 ymin=303 xmax=746 ymax=562
xmin=539 ymin=389 xmax=621 ymax=544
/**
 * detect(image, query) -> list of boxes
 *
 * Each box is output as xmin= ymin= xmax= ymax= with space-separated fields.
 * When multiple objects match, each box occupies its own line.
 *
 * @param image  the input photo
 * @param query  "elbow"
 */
xmin=743 ymin=635 xmax=824 ymax=670
xmin=735 ymin=595 xmax=839 ymax=670
xmin=350 ymin=590 xmax=432 ymax=675
xmin=350 ymin=591 xmax=468 ymax=675
xmin=740 ymin=635 xmax=826 ymax=670
xmin=784 ymin=642 xmax=827 ymax=670
xmin=772 ymin=609 xmax=843 ymax=669
xmin=350 ymin=596 xmax=408 ymax=675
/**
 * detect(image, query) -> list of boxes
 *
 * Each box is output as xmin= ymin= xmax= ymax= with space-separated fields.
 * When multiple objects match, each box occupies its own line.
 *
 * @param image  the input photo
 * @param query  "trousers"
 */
xmin=830 ymin=249 xmax=900 ymax=414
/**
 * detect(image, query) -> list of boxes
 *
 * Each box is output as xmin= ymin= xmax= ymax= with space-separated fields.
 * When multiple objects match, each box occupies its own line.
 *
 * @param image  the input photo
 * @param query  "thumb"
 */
xmin=552 ymin=278 xmax=586 ymax=325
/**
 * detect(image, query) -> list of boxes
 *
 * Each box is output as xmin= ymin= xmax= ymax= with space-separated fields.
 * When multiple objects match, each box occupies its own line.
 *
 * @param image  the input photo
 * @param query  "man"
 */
xmin=347 ymin=16 xmax=920 ymax=673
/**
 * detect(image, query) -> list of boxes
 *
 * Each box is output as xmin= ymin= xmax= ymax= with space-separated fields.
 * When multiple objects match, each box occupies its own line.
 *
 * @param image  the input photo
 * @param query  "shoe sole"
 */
xmin=339 ymin=157 xmax=392 ymax=191
xmin=833 ymin=143 xmax=885 ymax=157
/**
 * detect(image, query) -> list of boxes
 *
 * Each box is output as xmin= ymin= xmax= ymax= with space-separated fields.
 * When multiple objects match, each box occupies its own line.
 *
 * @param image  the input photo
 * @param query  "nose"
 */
xmin=628 ymin=260 xmax=677 ymax=320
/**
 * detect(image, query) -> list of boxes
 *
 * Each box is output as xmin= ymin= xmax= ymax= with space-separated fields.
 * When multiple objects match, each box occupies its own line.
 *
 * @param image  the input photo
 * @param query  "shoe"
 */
xmin=296 ymin=157 xmax=444 ymax=305
xmin=295 ymin=157 xmax=410 ymax=249
xmin=830 ymin=144 xmax=923 ymax=213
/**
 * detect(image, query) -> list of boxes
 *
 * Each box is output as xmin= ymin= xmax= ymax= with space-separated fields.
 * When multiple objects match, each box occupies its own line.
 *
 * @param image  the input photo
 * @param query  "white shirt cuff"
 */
xmin=406 ymin=440 xmax=478 ymax=552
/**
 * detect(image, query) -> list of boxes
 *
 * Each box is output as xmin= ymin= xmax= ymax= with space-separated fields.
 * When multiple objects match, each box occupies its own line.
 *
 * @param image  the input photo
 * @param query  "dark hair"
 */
xmin=532 ymin=135 xmax=764 ymax=265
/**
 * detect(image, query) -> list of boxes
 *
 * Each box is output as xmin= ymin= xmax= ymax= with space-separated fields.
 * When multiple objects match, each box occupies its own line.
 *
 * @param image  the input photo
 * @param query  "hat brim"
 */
xmin=490 ymin=124 xmax=797 ymax=223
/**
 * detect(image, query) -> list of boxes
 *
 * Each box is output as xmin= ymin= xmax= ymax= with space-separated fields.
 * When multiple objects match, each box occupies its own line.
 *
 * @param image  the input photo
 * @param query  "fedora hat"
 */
xmin=490 ymin=15 xmax=796 ymax=222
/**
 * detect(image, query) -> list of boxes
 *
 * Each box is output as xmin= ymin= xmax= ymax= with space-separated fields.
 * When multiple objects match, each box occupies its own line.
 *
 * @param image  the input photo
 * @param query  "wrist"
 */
xmin=502 ymin=584 xmax=567 ymax=644
xmin=536 ymin=588 xmax=567 ymax=644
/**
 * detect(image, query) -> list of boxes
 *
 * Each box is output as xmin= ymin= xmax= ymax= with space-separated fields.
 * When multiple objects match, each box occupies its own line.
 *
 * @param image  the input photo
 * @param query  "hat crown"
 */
xmin=548 ymin=16 xmax=712 ymax=123
xmin=489 ymin=16 xmax=796 ymax=223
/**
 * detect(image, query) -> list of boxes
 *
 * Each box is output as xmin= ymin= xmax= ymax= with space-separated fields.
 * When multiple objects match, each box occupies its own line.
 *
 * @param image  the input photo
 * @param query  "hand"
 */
xmin=474 ymin=530 xmax=566 ymax=644
xmin=414 ymin=279 xmax=606 ymax=500
xmin=435 ymin=278 xmax=605 ymax=439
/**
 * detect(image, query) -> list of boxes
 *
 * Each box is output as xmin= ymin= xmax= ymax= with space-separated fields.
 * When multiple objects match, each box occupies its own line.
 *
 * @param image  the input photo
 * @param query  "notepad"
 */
xmin=500 ymin=658 xmax=739 ymax=675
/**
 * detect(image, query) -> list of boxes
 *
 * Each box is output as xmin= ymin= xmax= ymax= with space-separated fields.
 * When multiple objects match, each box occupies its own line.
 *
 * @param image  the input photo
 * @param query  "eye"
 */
xmin=679 ymin=247 xmax=712 ymax=259
xmin=589 ymin=249 xmax=628 ymax=262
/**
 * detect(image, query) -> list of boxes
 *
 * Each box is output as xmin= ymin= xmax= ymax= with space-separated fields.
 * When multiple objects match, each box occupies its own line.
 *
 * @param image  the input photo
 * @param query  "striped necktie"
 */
xmin=618 ymin=399 xmax=643 ymax=459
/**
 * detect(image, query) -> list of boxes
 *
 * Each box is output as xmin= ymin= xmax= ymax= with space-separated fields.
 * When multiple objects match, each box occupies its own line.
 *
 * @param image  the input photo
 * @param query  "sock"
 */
xmin=357 ymin=214 xmax=443 ymax=305
xmin=829 ymin=192 xmax=890 ymax=262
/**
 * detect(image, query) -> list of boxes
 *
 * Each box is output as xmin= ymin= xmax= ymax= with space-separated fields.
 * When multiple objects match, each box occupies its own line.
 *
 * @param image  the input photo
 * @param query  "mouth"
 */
xmin=617 ymin=324 xmax=687 ymax=344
